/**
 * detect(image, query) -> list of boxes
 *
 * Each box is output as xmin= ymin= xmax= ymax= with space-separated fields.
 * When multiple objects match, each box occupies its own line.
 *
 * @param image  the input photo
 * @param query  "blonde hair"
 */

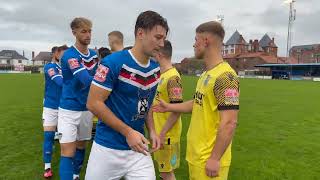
xmin=70 ymin=17 xmax=92 ymax=30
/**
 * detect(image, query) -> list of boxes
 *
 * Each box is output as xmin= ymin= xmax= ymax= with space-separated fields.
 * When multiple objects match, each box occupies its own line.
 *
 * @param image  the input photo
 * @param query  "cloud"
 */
xmin=0 ymin=0 xmax=319 ymax=61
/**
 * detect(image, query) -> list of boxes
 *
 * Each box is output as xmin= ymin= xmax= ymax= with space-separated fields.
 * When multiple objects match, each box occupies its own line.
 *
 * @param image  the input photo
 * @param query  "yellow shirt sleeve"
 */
xmin=167 ymin=76 xmax=183 ymax=103
xmin=213 ymin=72 xmax=240 ymax=110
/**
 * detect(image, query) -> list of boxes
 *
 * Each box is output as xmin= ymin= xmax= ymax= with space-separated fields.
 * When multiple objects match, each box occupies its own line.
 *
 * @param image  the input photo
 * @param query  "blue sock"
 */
xmin=59 ymin=156 xmax=73 ymax=180
xmin=73 ymin=148 xmax=85 ymax=176
xmin=43 ymin=131 xmax=55 ymax=164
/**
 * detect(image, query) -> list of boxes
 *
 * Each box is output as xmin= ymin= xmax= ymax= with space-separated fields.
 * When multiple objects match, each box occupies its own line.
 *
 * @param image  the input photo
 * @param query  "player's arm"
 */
xmin=145 ymin=109 xmax=160 ymax=152
xmin=87 ymin=63 xmax=149 ymax=155
xmin=47 ymin=67 xmax=63 ymax=87
xmin=160 ymin=76 xmax=183 ymax=136
xmin=67 ymin=57 xmax=92 ymax=87
xmin=153 ymin=100 xmax=193 ymax=114
xmin=206 ymin=72 xmax=240 ymax=177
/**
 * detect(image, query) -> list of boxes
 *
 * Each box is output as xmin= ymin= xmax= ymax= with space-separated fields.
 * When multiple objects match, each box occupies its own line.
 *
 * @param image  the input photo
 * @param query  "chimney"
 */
xmin=32 ymin=51 xmax=35 ymax=59
xmin=23 ymin=50 xmax=25 ymax=57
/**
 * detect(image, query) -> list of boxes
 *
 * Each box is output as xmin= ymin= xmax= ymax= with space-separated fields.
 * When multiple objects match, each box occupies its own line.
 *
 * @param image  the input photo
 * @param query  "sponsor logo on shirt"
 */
xmin=68 ymin=58 xmax=80 ymax=69
xmin=94 ymin=64 xmax=109 ymax=82
xmin=48 ymin=68 xmax=55 ymax=77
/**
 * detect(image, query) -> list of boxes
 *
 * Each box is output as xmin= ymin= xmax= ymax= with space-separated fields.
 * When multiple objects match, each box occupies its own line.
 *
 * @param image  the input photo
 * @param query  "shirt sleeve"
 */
xmin=167 ymin=76 xmax=183 ymax=103
xmin=92 ymin=57 xmax=118 ymax=92
xmin=213 ymin=72 xmax=240 ymax=110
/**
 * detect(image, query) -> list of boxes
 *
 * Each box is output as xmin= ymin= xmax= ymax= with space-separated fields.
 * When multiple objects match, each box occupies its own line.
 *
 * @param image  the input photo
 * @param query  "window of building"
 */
xmin=18 ymin=60 xmax=22 ymax=63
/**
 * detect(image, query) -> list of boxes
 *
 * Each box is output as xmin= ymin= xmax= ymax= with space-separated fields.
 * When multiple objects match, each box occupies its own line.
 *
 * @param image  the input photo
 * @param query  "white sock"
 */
xmin=45 ymin=163 xmax=51 ymax=170
xmin=73 ymin=174 xmax=79 ymax=179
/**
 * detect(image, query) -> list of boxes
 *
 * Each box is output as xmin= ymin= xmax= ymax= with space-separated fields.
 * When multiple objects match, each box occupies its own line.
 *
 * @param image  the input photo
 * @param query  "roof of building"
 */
xmin=223 ymin=52 xmax=297 ymax=64
xmin=225 ymin=30 xmax=247 ymax=45
xmin=290 ymin=44 xmax=320 ymax=51
xmin=33 ymin=51 xmax=52 ymax=62
xmin=0 ymin=50 xmax=28 ymax=60
xmin=255 ymin=63 xmax=320 ymax=68
xmin=259 ymin=34 xmax=277 ymax=48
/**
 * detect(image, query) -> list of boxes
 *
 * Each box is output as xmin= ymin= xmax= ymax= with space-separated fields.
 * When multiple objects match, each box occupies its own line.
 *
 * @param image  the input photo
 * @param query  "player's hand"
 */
xmin=152 ymin=99 xmax=171 ymax=113
xmin=205 ymin=157 xmax=220 ymax=177
xmin=149 ymin=131 xmax=160 ymax=153
xmin=126 ymin=129 xmax=150 ymax=156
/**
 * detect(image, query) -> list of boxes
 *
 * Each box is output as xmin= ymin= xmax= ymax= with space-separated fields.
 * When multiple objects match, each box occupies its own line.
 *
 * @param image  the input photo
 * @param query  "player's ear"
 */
xmin=72 ymin=29 xmax=77 ymax=36
xmin=136 ymin=28 xmax=144 ymax=40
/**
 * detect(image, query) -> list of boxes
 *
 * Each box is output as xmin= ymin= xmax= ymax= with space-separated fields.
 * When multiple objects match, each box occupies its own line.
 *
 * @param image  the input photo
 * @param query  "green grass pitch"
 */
xmin=0 ymin=74 xmax=320 ymax=179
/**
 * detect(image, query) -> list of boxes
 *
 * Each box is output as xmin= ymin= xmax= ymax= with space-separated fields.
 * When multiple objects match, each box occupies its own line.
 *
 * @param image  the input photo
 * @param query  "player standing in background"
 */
xmin=58 ymin=17 xmax=99 ymax=180
xmin=42 ymin=45 xmax=66 ymax=178
xmin=108 ymin=30 xmax=124 ymax=52
xmin=85 ymin=10 xmax=169 ymax=180
xmin=153 ymin=21 xmax=240 ymax=180
xmin=151 ymin=40 xmax=183 ymax=180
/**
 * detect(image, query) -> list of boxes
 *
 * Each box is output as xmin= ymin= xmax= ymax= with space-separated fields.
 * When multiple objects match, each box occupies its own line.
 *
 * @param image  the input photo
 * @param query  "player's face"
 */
xmin=74 ymin=27 xmax=91 ymax=46
xmin=193 ymin=33 xmax=206 ymax=59
xmin=141 ymin=25 xmax=167 ymax=57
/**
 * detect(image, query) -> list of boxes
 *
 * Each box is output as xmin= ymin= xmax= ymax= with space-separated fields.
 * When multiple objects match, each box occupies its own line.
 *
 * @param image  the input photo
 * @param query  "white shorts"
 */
xmin=85 ymin=142 xmax=156 ymax=180
xmin=58 ymin=108 xmax=93 ymax=143
xmin=42 ymin=107 xmax=58 ymax=127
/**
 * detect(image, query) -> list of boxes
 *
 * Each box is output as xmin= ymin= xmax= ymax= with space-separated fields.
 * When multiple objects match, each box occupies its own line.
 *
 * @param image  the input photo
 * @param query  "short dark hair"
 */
xmin=108 ymin=31 xmax=124 ymax=42
xmin=196 ymin=21 xmax=225 ymax=41
xmin=159 ymin=40 xmax=172 ymax=59
xmin=134 ymin=11 xmax=169 ymax=36
xmin=123 ymin=46 xmax=133 ymax=50
xmin=98 ymin=47 xmax=112 ymax=59
xmin=58 ymin=45 xmax=69 ymax=51
xmin=51 ymin=46 xmax=59 ymax=53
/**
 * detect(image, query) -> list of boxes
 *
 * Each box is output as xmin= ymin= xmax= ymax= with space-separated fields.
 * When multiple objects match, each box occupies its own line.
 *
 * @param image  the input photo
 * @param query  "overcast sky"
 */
xmin=0 ymin=0 xmax=319 ymax=62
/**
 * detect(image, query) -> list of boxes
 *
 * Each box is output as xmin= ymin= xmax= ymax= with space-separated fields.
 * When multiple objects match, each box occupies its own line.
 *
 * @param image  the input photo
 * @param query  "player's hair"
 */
xmin=98 ymin=47 xmax=112 ymax=59
xmin=58 ymin=45 xmax=69 ymax=51
xmin=108 ymin=31 xmax=124 ymax=42
xmin=123 ymin=46 xmax=133 ymax=50
xmin=196 ymin=21 xmax=225 ymax=42
xmin=51 ymin=46 xmax=59 ymax=53
xmin=70 ymin=17 xmax=92 ymax=30
xmin=159 ymin=40 xmax=172 ymax=59
xmin=134 ymin=11 xmax=169 ymax=36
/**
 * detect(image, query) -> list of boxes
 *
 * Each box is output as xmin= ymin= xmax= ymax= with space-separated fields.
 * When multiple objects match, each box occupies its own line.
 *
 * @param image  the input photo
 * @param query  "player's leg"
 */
xmin=58 ymin=108 xmax=80 ymax=180
xmin=125 ymin=150 xmax=156 ymax=180
xmin=73 ymin=111 xmax=93 ymax=179
xmin=42 ymin=107 xmax=58 ymax=178
xmin=85 ymin=142 xmax=127 ymax=180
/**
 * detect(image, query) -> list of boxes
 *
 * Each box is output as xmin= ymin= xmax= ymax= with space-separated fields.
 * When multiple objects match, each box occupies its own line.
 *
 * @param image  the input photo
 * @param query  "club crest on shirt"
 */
xmin=134 ymin=89 xmax=151 ymax=121
xmin=204 ymin=75 xmax=211 ymax=86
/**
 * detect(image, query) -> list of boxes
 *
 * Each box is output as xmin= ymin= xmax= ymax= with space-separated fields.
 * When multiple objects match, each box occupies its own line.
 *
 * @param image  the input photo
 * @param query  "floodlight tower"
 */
xmin=217 ymin=15 xmax=224 ymax=25
xmin=284 ymin=0 xmax=296 ymax=62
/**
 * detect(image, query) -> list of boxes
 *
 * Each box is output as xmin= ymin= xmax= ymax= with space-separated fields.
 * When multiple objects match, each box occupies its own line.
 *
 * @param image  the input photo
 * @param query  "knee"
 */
xmin=60 ymin=143 xmax=76 ymax=157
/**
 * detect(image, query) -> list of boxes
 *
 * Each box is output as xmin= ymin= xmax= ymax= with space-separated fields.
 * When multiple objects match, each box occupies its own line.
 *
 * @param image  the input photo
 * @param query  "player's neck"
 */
xmin=130 ymin=46 xmax=150 ymax=66
xmin=75 ymin=42 xmax=89 ymax=55
xmin=113 ymin=45 xmax=124 ymax=52
xmin=159 ymin=60 xmax=173 ymax=74
xmin=52 ymin=58 xmax=58 ymax=64
xmin=204 ymin=50 xmax=223 ymax=71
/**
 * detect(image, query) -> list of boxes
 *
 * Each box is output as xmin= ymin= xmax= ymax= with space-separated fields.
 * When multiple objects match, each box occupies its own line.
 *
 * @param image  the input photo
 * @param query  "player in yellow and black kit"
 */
xmin=153 ymin=22 xmax=239 ymax=180
xmin=151 ymin=40 xmax=183 ymax=180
